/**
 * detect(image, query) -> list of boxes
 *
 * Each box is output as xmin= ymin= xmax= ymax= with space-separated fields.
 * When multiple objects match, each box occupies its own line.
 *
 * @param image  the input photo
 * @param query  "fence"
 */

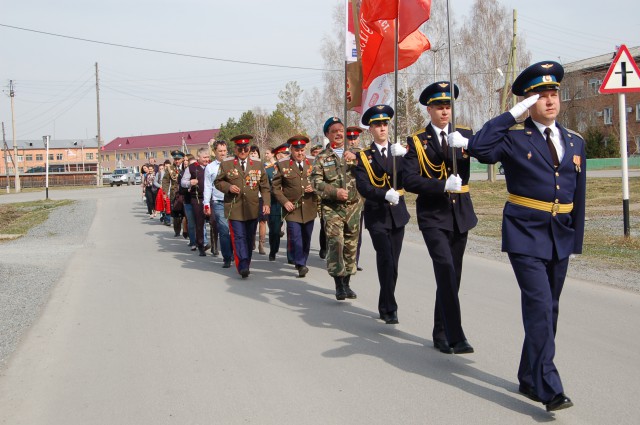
xmin=0 ymin=172 xmax=99 ymax=189
xmin=470 ymin=157 xmax=640 ymax=173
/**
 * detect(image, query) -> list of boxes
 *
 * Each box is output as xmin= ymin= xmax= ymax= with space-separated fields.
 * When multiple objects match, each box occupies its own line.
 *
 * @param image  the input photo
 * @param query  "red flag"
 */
xmin=361 ymin=0 xmax=431 ymax=42
xmin=360 ymin=18 xmax=430 ymax=89
xmin=361 ymin=0 xmax=398 ymax=22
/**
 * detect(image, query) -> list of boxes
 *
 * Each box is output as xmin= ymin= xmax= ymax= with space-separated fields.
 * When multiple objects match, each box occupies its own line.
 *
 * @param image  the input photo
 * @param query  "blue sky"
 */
xmin=1 ymin=0 xmax=639 ymax=143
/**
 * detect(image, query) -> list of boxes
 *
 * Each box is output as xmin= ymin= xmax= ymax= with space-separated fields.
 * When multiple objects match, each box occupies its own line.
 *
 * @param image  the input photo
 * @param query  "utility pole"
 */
xmin=2 ymin=122 xmax=10 ymax=193
xmin=10 ymin=80 xmax=21 ymax=192
xmin=95 ymin=62 xmax=103 ymax=186
xmin=491 ymin=9 xmax=518 ymax=182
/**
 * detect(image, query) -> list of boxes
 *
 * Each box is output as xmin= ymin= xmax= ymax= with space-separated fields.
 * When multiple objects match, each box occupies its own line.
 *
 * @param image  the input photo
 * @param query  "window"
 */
xmin=588 ymin=78 xmax=602 ymax=95
xmin=604 ymin=107 xmax=613 ymax=125
xmin=560 ymin=87 xmax=570 ymax=101
xmin=151 ymin=151 xmax=157 ymax=158
xmin=49 ymin=154 xmax=54 ymax=160
xmin=86 ymin=153 xmax=93 ymax=160
xmin=56 ymin=153 xmax=63 ymax=160
xmin=36 ymin=154 xmax=43 ymax=161
xmin=144 ymin=151 xmax=150 ymax=159
xmin=636 ymin=103 xmax=640 ymax=121
xmin=134 ymin=153 xmax=139 ymax=160
xmin=25 ymin=154 xmax=33 ymax=161
xmin=162 ymin=150 xmax=169 ymax=158
xmin=17 ymin=155 xmax=23 ymax=163
xmin=636 ymin=135 xmax=640 ymax=154
xmin=106 ymin=155 xmax=110 ymax=161
xmin=128 ymin=153 xmax=132 ymax=160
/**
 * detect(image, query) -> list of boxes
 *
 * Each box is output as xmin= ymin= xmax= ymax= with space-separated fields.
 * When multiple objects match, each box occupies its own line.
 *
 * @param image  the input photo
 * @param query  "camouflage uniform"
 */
xmin=310 ymin=145 xmax=363 ymax=278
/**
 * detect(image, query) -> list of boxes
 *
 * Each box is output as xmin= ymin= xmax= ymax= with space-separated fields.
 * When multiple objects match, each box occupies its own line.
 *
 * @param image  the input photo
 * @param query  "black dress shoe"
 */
xmin=451 ymin=340 xmax=474 ymax=354
xmin=518 ymin=384 xmax=542 ymax=403
xmin=545 ymin=393 xmax=573 ymax=412
xmin=297 ymin=266 xmax=309 ymax=278
xmin=222 ymin=260 xmax=231 ymax=268
xmin=268 ymin=254 xmax=276 ymax=261
xmin=433 ymin=339 xmax=453 ymax=354
xmin=198 ymin=248 xmax=206 ymax=257
xmin=356 ymin=266 xmax=363 ymax=271
xmin=240 ymin=269 xmax=250 ymax=278
xmin=380 ymin=312 xmax=399 ymax=324
xmin=182 ymin=231 xmax=188 ymax=239
xmin=319 ymin=249 xmax=326 ymax=259
xmin=212 ymin=249 xmax=219 ymax=257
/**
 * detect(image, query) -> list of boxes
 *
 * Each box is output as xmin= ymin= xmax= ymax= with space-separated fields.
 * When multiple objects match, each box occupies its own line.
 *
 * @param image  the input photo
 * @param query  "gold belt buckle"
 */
xmin=551 ymin=203 xmax=560 ymax=216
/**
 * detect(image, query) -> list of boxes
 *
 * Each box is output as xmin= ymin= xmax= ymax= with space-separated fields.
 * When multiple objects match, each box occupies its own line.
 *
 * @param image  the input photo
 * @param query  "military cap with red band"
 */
xmin=272 ymin=143 xmax=289 ymax=155
xmin=230 ymin=134 xmax=253 ymax=145
xmin=287 ymin=135 xmax=310 ymax=148
xmin=345 ymin=126 xmax=363 ymax=137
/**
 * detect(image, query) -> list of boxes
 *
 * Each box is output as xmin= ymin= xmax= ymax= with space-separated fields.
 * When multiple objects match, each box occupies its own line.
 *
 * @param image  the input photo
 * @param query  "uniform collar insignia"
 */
xmin=525 ymin=130 xmax=532 ymax=135
xmin=527 ymin=151 xmax=532 ymax=160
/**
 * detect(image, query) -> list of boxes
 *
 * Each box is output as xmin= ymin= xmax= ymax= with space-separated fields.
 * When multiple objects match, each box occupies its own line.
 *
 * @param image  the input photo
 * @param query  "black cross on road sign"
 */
xmin=615 ymin=62 xmax=633 ymax=86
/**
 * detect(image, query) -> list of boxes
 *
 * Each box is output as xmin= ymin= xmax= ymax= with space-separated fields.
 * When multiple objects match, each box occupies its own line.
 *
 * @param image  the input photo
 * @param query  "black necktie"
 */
xmin=241 ymin=160 xmax=246 ymax=171
xmin=298 ymin=162 xmax=303 ymax=172
xmin=440 ymin=131 xmax=449 ymax=161
xmin=544 ymin=128 xmax=560 ymax=167
xmin=381 ymin=147 xmax=387 ymax=158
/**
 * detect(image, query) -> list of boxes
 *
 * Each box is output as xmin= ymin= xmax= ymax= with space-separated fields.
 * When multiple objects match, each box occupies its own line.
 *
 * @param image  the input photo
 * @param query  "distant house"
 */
xmin=101 ymin=129 xmax=219 ymax=172
xmin=560 ymin=46 xmax=640 ymax=155
xmin=1 ymin=138 xmax=98 ymax=176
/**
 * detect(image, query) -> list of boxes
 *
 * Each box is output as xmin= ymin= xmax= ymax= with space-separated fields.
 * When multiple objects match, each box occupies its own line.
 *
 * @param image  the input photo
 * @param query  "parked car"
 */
xmin=102 ymin=173 xmax=112 ymax=185
xmin=498 ymin=163 xmax=505 ymax=175
xmin=109 ymin=168 xmax=135 ymax=186
xmin=134 ymin=172 xmax=142 ymax=185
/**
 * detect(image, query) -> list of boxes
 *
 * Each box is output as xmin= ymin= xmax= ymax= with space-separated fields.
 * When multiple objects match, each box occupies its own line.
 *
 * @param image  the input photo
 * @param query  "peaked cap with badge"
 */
xmin=231 ymin=134 xmax=253 ymax=146
xmin=419 ymin=81 xmax=460 ymax=106
xmin=361 ymin=104 xmax=395 ymax=126
xmin=511 ymin=61 xmax=564 ymax=96
xmin=287 ymin=135 xmax=310 ymax=148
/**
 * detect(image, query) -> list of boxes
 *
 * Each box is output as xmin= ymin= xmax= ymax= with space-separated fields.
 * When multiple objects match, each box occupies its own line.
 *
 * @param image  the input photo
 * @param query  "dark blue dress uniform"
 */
xmin=354 ymin=105 xmax=410 ymax=323
xmin=467 ymin=60 xmax=585 ymax=409
xmin=403 ymin=82 xmax=477 ymax=352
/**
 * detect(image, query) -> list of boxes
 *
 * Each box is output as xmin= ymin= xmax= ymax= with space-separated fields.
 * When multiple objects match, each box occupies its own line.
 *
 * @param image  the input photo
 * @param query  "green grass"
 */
xmin=0 ymin=200 xmax=74 ymax=237
xmin=405 ymin=177 xmax=640 ymax=272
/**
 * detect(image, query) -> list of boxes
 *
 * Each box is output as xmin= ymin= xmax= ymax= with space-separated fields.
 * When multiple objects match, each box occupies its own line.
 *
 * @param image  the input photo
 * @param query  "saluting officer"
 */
xmin=354 ymin=105 xmax=410 ymax=324
xmin=403 ymin=81 xmax=477 ymax=354
xmin=272 ymin=135 xmax=318 ymax=278
xmin=450 ymin=61 xmax=585 ymax=412
xmin=310 ymin=117 xmax=363 ymax=300
xmin=214 ymin=134 xmax=271 ymax=278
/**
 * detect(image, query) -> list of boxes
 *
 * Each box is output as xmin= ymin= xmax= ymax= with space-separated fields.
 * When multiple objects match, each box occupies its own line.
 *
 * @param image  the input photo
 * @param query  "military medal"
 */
xmin=527 ymin=151 xmax=532 ymax=160
xmin=573 ymin=155 xmax=581 ymax=173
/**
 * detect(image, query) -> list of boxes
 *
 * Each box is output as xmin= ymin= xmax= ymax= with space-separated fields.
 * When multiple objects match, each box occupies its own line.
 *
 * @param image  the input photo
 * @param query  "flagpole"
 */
xmin=392 ymin=16 xmax=399 ymax=190
xmin=446 ymin=0 xmax=458 ymax=176
xmin=344 ymin=61 xmax=348 ymax=128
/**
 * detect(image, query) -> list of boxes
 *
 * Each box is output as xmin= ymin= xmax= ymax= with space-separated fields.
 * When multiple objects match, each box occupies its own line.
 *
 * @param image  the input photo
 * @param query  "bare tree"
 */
xmin=277 ymin=81 xmax=305 ymax=132
xmin=252 ymin=107 xmax=270 ymax=151
xmin=456 ymin=0 xmax=531 ymax=129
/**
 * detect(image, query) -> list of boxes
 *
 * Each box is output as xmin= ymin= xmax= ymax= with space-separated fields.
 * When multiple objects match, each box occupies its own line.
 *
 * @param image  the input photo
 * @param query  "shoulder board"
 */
xmin=411 ymin=129 xmax=426 ymax=137
xmin=508 ymin=123 xmax=525 ymax=130
xmin=566 ymin=128 xmax=584 ymax=140
xmin=223 ymin=157 xmax=235 ymax=162
xmin=455 ymin=125 xmax=471 ymax=131
xmin=361 ymin=147 xmax=372 ymax=152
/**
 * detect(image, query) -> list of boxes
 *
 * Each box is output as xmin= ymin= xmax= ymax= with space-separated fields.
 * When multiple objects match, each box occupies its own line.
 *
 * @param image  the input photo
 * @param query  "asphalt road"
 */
xmin=0 ymin=185 xmax=639 ymax=424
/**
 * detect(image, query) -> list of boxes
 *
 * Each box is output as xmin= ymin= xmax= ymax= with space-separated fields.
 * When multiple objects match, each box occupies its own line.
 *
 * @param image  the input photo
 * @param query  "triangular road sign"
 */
xmin=600 ymin=44 xmax=640 ymax=94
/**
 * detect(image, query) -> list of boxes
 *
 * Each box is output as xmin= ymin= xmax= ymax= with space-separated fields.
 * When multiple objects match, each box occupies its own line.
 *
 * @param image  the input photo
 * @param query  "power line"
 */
xmin=0 ymin=23 xmax=338 ymax=72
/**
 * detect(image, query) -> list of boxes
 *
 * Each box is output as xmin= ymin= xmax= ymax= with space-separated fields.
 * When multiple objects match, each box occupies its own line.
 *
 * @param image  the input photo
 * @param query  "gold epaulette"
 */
xmin=455 ymin=125 xmax=471 ymax=131
xmin=411 ymin=129 xmax=426 ymax=138
xmin=566 ymin=128 xmax=584 ymax=140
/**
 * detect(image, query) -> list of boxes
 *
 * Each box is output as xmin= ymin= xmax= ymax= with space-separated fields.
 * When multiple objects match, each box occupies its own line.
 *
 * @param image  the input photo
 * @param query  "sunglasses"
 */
xmin=236 ymin=146 xmax=250 ymax=152
xmin=346 ymin=135 xmax=359 ymax=140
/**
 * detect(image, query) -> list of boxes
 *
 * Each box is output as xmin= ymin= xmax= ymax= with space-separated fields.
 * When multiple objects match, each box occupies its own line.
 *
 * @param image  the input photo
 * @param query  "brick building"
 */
xmin=100 ymin=129 xmax=219 ymax=172
xmin=559 ymin=46 xmax=640 ymax=155
xmin=1 ymin=138 xmax=99 ymax=176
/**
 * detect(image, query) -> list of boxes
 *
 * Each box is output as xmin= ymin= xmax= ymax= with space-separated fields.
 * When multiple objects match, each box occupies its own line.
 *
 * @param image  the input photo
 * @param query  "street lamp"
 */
xmin=43 ymin=135 xmax=50 ymax=200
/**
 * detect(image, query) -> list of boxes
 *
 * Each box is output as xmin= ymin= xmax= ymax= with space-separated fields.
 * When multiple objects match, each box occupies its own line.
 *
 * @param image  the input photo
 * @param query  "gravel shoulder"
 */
xmin=0 ymin=199 xmax=96 ymax=370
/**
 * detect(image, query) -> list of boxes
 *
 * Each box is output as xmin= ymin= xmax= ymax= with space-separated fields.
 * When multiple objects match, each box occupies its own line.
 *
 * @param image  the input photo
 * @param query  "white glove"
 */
xmin=390 ymin=143 xmax=407 ymax=157
xmin=509 ymin=94 xmax=539 ymax=118
xmin=447 ymin=131 xmax=468 ymax=149
xmin=384 ymin=188 xmax=400 ymax=205
xmin=444 ymin=174 xmax=462 ymax=192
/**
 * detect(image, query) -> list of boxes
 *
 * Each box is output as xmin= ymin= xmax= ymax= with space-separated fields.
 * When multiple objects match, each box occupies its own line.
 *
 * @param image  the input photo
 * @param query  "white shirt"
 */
xmin=203 ymin=160 xmax=225 ymax=203
xmin=532 ymin=120 xmax=565 ymax=162
xmin=374 ymin=140 xmax=389 ymax=157
xmin=431 ymin=124 xmax=448 ymax=147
